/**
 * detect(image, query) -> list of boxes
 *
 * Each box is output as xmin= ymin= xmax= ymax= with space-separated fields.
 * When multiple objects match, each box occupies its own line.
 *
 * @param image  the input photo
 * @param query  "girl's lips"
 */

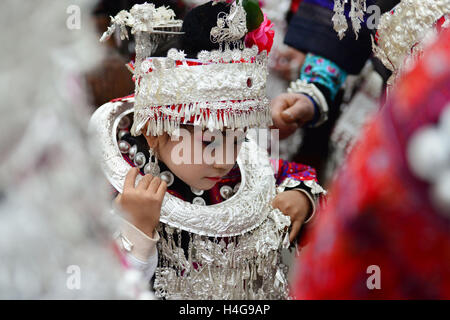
xmin=205 ymin=177 xmax=221 ymax=181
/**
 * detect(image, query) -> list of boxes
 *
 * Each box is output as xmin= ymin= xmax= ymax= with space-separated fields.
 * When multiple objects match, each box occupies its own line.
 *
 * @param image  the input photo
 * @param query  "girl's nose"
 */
xmin=212 ymin=162 xmax=229 ymax=170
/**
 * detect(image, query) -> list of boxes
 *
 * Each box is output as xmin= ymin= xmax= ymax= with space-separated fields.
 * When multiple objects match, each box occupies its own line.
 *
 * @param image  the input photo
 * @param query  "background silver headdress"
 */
xmin=332 ymin=0 xmax=367 ymax=39
xmin=371 ymin=0 xmax=450 ymax=87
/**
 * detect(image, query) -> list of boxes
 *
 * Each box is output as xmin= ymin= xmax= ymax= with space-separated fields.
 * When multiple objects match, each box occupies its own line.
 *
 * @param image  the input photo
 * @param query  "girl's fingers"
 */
xmin=147 ymin=176 xmax=162 ymax=193
xmin=124 ymin=167 xmax=139 ymax=190
xmin=156 ymin=180 xmax=167 ymax=198
xmin=137 ymin=174 xmax=153 ymax=190
xmin=289 ymin=220 xmax=302 ymax=243
xmin=271 ymin=197 xmax=278 ymax=209
xmin=271 ymin=197 xmax=285 ymax=213
xmin=114 ymin=193 xmax=122 ymax=205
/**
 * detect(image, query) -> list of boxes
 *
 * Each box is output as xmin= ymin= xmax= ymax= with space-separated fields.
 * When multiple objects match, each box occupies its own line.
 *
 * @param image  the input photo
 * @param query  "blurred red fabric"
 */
xmin=291 ymin=29 xmax=450 ymax=299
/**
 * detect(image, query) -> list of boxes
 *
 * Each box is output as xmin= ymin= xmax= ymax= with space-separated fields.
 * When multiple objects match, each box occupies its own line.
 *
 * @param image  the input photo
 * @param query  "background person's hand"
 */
xmin=115 ymin=167 xmax=167 ymax=238
xmin=270 ymin=92 xmax=315 ymax=139
xmin=270 ymin=46 xmax=306 ymax=81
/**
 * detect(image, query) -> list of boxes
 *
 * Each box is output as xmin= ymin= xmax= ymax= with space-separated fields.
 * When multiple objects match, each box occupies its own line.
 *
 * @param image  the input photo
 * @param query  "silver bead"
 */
xmin=233 ymin=183 xmax=241 ymax=193
xmin=118 ymin=116 xmax=131 ymax=129
xmin=190 ymin=187 xmax=204 ymax=196
xmin=407 ymin=126 xmax=448 ymax=181
xmin=128 ymin=144 xmax=137 ymax=160
xmin=192 ymin=197 xmax=206 ymax=206
xmin=134 ymin=152 xmax=146 ymax=168
xmin=220 ymin=185 xmax=233 ymax=199
xmin=118 ymin=140 xmax=131 ymax=154
xmin=140 ymin=60 xmax=152 ymax=73
xmin=159 ymin=171 xmax=174 ymax=187
xmin=118 ymin=130 xmax=129 ymax=139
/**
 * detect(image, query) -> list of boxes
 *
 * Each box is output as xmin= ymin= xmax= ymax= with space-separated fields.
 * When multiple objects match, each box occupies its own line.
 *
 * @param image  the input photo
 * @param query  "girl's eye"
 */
xmin=235 ymin=137 xmax=249 ymax=145
xmin=202 ymin=137 xmax=248 ymax=146
xmin=203 ymin=140 xmax=216 ymax=147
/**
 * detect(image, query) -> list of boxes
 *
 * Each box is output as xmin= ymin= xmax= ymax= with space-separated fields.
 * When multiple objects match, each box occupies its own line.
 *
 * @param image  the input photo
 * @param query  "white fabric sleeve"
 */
xmin=125 ymin=250 xmax=158 ymax=283
xmin=116 ymin=217 xmax=160 ymax=282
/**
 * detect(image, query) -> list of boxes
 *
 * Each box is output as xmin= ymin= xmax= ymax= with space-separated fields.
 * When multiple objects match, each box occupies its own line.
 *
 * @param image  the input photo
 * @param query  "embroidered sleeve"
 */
xmin=271 ymin=158 xmax=326 ymax=224
xmin=271 ymin=158 xmax=318 ymax=185
xmin=300 ymin=53 xmax=348 ymax=101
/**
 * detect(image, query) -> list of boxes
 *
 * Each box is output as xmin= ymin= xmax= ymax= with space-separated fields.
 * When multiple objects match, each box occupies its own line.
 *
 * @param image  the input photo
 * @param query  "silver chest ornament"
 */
xmin=153 ymin=134 xmax=291 ymax=300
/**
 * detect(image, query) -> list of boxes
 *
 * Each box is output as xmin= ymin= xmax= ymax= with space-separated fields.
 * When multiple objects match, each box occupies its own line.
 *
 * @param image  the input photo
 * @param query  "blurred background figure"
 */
xmin=271 ymin=0 xmax=401 ymax=184
xmin=0 ymin=0 xmax=151 ymax=299
xmin=291 ymin=22 xmax=450 ymax=300
xmin=85 ymin=0 xmax=187 ymax=108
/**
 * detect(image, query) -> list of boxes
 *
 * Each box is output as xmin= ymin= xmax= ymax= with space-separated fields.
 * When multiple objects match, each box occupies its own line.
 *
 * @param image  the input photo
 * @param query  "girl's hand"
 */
xmin=271 ymin=190 xmax=312 ymax=242
xmin=115 ymin=167 xmax=167 ymax=238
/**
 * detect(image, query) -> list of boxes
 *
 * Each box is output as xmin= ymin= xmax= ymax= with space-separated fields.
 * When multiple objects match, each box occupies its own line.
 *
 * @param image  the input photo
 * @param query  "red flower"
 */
xmin=244 ymin=14 xmax=275 ymax=55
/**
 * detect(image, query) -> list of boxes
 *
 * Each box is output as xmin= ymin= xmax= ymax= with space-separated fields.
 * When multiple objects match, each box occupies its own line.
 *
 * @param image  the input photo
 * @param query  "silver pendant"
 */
xmin=144 ymin=148 xmax=160 ymax=176
xmin=144 ymin=162 xmax=160 ymax=176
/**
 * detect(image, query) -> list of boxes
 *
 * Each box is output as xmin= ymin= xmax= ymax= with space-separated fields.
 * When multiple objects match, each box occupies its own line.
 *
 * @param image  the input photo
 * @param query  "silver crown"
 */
xmin=101 ymin=2 xmax=271 ymax=137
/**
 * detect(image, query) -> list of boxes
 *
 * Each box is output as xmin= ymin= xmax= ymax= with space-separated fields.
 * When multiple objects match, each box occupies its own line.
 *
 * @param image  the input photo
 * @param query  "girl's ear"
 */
xmin=147 ymin=135 xmax=159 ymax=150
xmin=143 ymin=122 xmax=159 ymax=149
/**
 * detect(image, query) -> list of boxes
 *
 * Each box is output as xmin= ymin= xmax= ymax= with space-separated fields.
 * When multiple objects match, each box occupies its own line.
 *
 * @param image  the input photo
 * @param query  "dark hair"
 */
xmin=180 ymin=1 xmax=232 ymax=58
xmin=150 ymin=1 xmax=245 ymax=58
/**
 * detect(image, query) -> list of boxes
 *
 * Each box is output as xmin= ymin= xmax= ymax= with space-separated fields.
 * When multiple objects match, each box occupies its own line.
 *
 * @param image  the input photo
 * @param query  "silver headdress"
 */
xmin=100 ymin=1 xmax=271 ymax=137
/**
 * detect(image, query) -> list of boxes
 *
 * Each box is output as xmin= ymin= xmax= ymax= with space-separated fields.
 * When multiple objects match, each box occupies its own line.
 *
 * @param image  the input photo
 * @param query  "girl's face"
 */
xmin=144 ymin=125 xmax=246 ymax=190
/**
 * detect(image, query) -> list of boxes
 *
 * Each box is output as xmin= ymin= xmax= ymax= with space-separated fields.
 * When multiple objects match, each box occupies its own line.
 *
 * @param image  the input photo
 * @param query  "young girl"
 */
xmin=91 ymin=1 xmax=325 ymax=299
